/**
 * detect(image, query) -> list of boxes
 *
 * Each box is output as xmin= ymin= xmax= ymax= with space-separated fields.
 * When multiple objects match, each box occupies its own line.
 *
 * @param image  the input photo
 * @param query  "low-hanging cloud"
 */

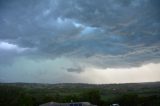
xmin=67 ymin=67 xmax=83 ymax=73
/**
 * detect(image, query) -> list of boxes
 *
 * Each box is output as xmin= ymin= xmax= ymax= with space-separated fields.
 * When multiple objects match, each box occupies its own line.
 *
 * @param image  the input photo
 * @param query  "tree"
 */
xmin=81 ymin=89 xmax=101 ymax=105
xmin=118 ymin=93 xmax=138 ymax=106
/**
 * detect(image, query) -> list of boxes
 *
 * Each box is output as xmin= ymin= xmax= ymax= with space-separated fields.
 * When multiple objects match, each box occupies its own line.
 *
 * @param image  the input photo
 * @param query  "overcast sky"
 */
xmin=0 ymin=0 xmax=160 ymax=84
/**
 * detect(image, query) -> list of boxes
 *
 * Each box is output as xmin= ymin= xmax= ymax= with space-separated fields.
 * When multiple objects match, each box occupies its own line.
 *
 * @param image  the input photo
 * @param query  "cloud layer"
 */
xmin=0 ymin=0 xmax=160 ymax=76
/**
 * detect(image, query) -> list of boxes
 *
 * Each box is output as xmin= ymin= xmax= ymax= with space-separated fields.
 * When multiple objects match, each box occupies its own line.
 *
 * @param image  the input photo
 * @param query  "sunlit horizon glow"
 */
xmin=77 ymin=63 xmax=160 ymax=84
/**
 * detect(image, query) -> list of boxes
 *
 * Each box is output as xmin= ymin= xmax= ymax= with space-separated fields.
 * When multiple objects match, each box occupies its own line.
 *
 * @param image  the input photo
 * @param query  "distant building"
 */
xmin=39 ymin=102 xmax=97 ymax=106
xmin=110 ymin=104 xmax=120 ymax=106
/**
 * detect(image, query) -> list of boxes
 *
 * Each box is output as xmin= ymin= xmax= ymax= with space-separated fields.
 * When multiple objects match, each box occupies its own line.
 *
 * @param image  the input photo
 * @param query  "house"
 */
xmin=39 ymin=102 xmax=97 ymax=106
xmin=110 ymin=104 xmax=120 ymax=106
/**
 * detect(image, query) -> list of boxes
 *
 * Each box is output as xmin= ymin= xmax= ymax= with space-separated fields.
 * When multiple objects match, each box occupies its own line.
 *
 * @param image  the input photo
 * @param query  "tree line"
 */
xmin=0 ymin=85 xmax=160 ymax=106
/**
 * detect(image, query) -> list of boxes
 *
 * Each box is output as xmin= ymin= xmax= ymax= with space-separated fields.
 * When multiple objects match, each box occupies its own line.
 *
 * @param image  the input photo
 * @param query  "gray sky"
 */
xmin=0 ymin=0 xmax=160 ymax=83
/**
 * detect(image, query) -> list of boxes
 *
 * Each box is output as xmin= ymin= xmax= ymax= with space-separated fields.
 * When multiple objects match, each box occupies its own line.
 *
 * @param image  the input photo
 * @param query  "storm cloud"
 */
xmin=0 ymin=0 xmax=160 ymax=81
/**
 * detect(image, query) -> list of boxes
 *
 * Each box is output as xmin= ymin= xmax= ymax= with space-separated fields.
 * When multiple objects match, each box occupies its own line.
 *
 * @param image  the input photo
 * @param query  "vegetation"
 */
xmin=0 ymin=82 xmax=160 ymax=106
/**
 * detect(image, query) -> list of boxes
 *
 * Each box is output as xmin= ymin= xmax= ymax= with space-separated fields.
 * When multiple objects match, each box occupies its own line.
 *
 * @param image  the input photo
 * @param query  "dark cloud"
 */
xmin=67 ymin=67 xmax=83 ymax=73
xmin=0 ymin=0 xmax=160 ymax=71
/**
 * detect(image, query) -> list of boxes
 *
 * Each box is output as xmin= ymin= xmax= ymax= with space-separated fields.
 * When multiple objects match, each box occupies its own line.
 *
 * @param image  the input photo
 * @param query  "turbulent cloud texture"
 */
xmin=0 ymin=0 xmax=160 ymax=82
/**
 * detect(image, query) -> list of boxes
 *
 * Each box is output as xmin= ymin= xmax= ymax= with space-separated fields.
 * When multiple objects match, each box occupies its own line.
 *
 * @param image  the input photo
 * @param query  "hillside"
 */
xmin=0 ymin=82 xmax=160 ymax=106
